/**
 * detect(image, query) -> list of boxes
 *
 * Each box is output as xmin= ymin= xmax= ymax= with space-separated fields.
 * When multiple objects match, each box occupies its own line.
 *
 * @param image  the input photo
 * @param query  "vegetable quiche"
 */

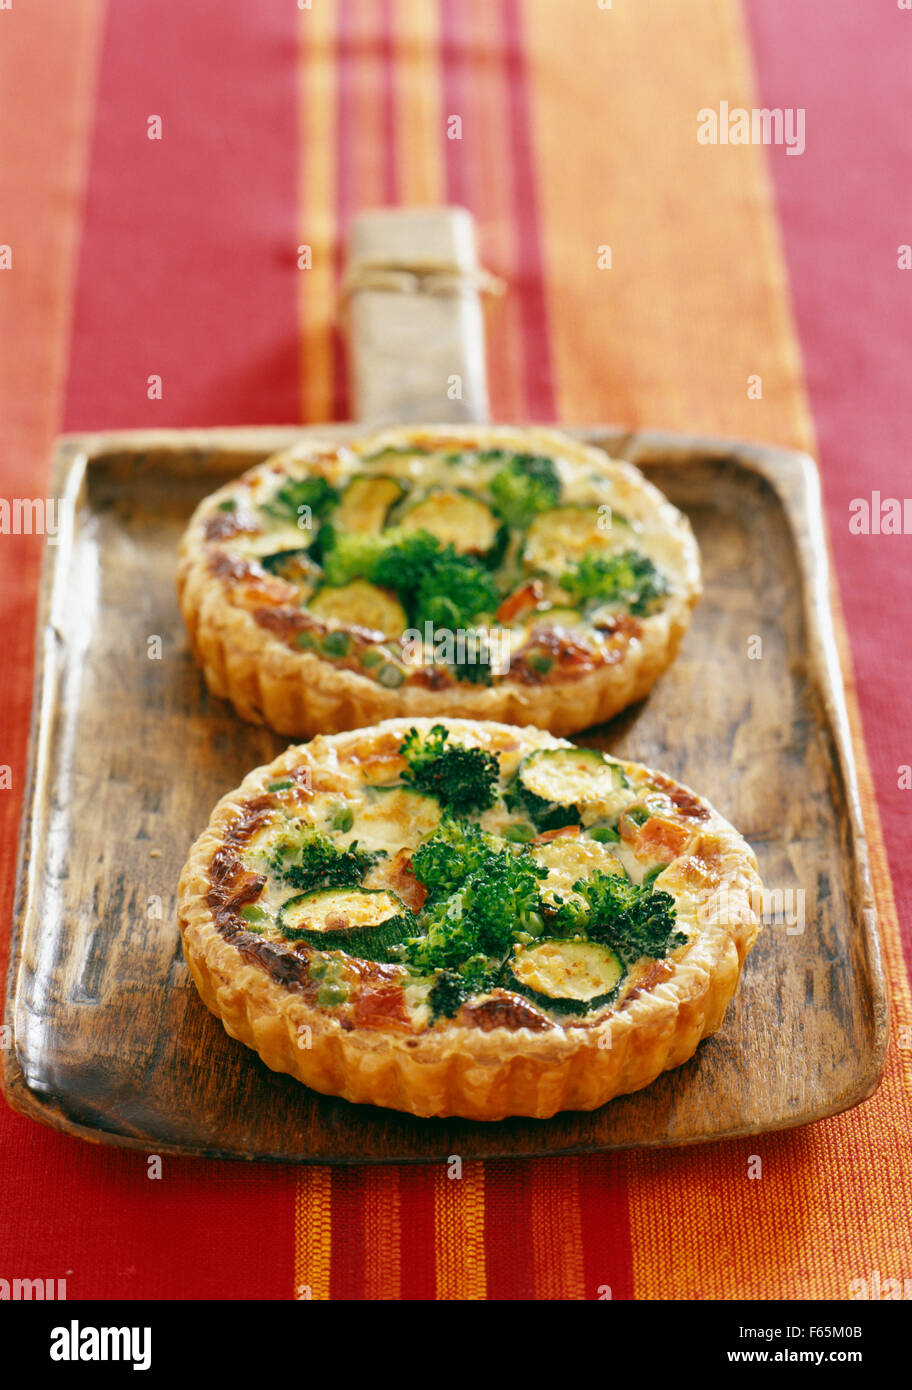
xmin=178 ymin=718 xmax=762 ymax=1120
xmin=177 ymin=426 xmax=700 ymax=737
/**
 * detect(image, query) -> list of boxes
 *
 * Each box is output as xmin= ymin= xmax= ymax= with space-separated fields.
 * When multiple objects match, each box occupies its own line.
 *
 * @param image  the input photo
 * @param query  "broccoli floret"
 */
xmin=400 ymin=726 xmax=499 ymax=813
xmin=368 ymin=530 xmax=444 ymax=595
xmin=319 ymin=528 xmax=395 ymax=587
xmin=488 ymin=452 xmax=561 ymax=528
xmin=319 ymin=525 xmax=428 ymax=593
xmin=413 ymin=553 xmax=498 ymax=631
xmin=447 ymin=631 xmax=495 ymax=687
xmin=411 ymin=817 xmax=498 ymax=894
xmin=404 ymin=812 xmax=548 ymax=984
xmin=270 ymin=826 xmax=381 ymax=892
xmin=320 ymin=527 xmax=497 ymax=632
xmin=560 ymin=549 xmax=669 ymax=616
xmin=427 ymin=969 xmax=472 ymax=1020
xmin=261 ymin=476 xmax=339 ymax=528
xmin=405 ymin=847 xmax=546 ymax=976
xmin=425 ymin=956 xmax=505 ymax=1019
xmin=551 ymin=869 xmax=685 ymax=964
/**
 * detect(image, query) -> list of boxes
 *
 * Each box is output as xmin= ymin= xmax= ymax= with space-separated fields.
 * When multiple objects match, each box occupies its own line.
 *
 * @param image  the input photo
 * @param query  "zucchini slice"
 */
xmin=308 ymin=580 xmax=408 ymax=637
xmin=397 ymin=489 xmax=500 ymax=557
xmin=513 ymin=747 xmax=628 ymax=831
xmin=360 ymin=445 xmax=431 ymax=464
xmin=335 ymin=475 xmax=405 ymax=534
xmin=505 ymin=939 xmax=625 ymax=1015
xmin=533 ymin=835 xmax=627 ymax=906
xmin=259 ymin=548 xmax=321 ymax=591
xmin=523 ymin=505 xmax=616 ymax=577
xmin=241 ymin=525 xmax=315 ymax=558
xmin=277 ymin=886 xmax=409 ymax=957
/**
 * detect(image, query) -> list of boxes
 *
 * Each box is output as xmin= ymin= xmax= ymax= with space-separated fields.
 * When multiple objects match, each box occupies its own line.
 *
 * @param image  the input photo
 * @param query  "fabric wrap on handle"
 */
xmin=343 ymin=206 xmax=495 ymax=425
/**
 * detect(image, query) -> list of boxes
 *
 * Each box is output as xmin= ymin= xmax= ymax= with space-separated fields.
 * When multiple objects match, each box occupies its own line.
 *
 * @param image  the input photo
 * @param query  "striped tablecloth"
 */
xmin=1 ymin=0 xmax=910 ymax=1300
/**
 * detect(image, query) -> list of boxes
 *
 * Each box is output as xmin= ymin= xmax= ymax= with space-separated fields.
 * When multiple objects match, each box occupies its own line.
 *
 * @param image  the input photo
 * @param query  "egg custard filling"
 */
xmin=205 ymin=727 xmax=725 ymax=1032
xmin=177 ymin=427 xmax=700 ymax=738
xmin=181 ymin=718 xmax=761 ymax=1118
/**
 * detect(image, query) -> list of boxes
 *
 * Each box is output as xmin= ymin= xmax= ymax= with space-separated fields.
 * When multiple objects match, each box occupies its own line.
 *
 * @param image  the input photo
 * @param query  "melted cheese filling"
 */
xmin=232 ymin=735 xmax=705 ymax=1026
xmin=204 ymin=441 xmax=690 ymax=683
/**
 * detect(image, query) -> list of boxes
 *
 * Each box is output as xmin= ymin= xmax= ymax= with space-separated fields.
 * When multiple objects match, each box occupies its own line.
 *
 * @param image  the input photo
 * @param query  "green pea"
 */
xmin=294 ymin=630 xmax=317 ymax=650
xmin=321 ymin=630 xmax=351 ymax=658
xmin=315 ymin=982 xmax=348 ymax=1008
xmin=527 ymin=650 xmax=553 ymax=675
xmin=377 ymin=662 xmax=404 ymax=688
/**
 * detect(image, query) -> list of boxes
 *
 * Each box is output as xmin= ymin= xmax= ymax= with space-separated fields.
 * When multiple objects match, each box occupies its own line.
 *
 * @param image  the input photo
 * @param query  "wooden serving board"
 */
xmin=2 ymin=424 xmax=887 ymax=1162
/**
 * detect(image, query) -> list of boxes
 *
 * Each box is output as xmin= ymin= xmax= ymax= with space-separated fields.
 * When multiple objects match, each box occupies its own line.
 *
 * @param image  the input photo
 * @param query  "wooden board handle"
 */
xmin=343 ymin=206 xmax=494 ymax=425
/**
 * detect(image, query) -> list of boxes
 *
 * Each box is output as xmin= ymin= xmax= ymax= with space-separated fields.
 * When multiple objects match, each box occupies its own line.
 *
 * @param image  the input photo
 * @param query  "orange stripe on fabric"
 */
xmin=0 ymin=0 xmax=104 ymax=484
xmin=295 ymin=1167 xmax=333 ymax=1300
xmin=524 ymin=0 xmax=812 ymax=451
xmin=433 ymin=1161 xmax=487 ymax=1300
xmin=530 ymin=1158 xmax=586 ymax=1300
xmin=392 ymin=0 xmax=445 ymax=205
xmin=342 ymin=0 xmax=395 ymax=215
xmin=522 ymin=0 xmax=912 ymax=1299
xmin=0 ymin=0 xmax=104 ymax=992
xmin=362 ymin=1168 xmax=401 ymax=1300
xmin=297 ymin=0 xmax=337 ymax=424
xmin=623 ymin=1 xmax=912 ymax=1303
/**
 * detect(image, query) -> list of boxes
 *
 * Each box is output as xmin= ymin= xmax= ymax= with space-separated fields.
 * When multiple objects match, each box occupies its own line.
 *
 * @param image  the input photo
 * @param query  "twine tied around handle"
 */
xmin=340 ymin=263 xmax=506 ymax=300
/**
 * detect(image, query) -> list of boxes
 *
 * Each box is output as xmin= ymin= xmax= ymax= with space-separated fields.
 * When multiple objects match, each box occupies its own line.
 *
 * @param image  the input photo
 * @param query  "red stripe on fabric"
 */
xmin=63 ymin=0 xmax=300 ymax=431
xmin=439 ymin=0 xmax=473 ymax=208
xmin=745 ymin=0 xmax=912 ymax=970
xmin=483 ymin=1159 xmax=536 ymax=1299
xmin=577 ymin=1154 xmax=635 ymax=1302
xmin=0 ymin=1134 xmax=299 ymax=1300
xmin=331 ymin=0 xmax=402 ymax=423
xmin=499 ymin=0 xmax=556 ymax=423
xmin=329 ymin=1167 xmax=368 ymax=1300
xmin=398 ymin=1164 xmax=438 ymax=1299
xmin=26 ymin=0 xmax=301 ymax=1298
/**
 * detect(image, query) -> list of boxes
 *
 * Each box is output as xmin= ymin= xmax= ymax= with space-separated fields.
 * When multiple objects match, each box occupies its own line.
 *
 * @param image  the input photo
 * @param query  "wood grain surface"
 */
xmin=0 ymin=426 xmax=886 ymax=1162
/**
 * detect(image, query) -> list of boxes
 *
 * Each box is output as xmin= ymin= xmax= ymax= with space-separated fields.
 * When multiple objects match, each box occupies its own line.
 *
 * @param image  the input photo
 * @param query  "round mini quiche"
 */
xmin=178 ymin=718 xmax=762 ymax=1120
xmin=177 ymin=426 xmax=700 ymax=737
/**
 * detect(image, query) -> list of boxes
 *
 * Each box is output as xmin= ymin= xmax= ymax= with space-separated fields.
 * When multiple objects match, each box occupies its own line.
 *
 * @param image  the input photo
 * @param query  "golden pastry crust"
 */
xmin=177 ymin=426 xmax=700 ymax=737
xmin=178 ymin=718 xmax=761 ymax=1120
